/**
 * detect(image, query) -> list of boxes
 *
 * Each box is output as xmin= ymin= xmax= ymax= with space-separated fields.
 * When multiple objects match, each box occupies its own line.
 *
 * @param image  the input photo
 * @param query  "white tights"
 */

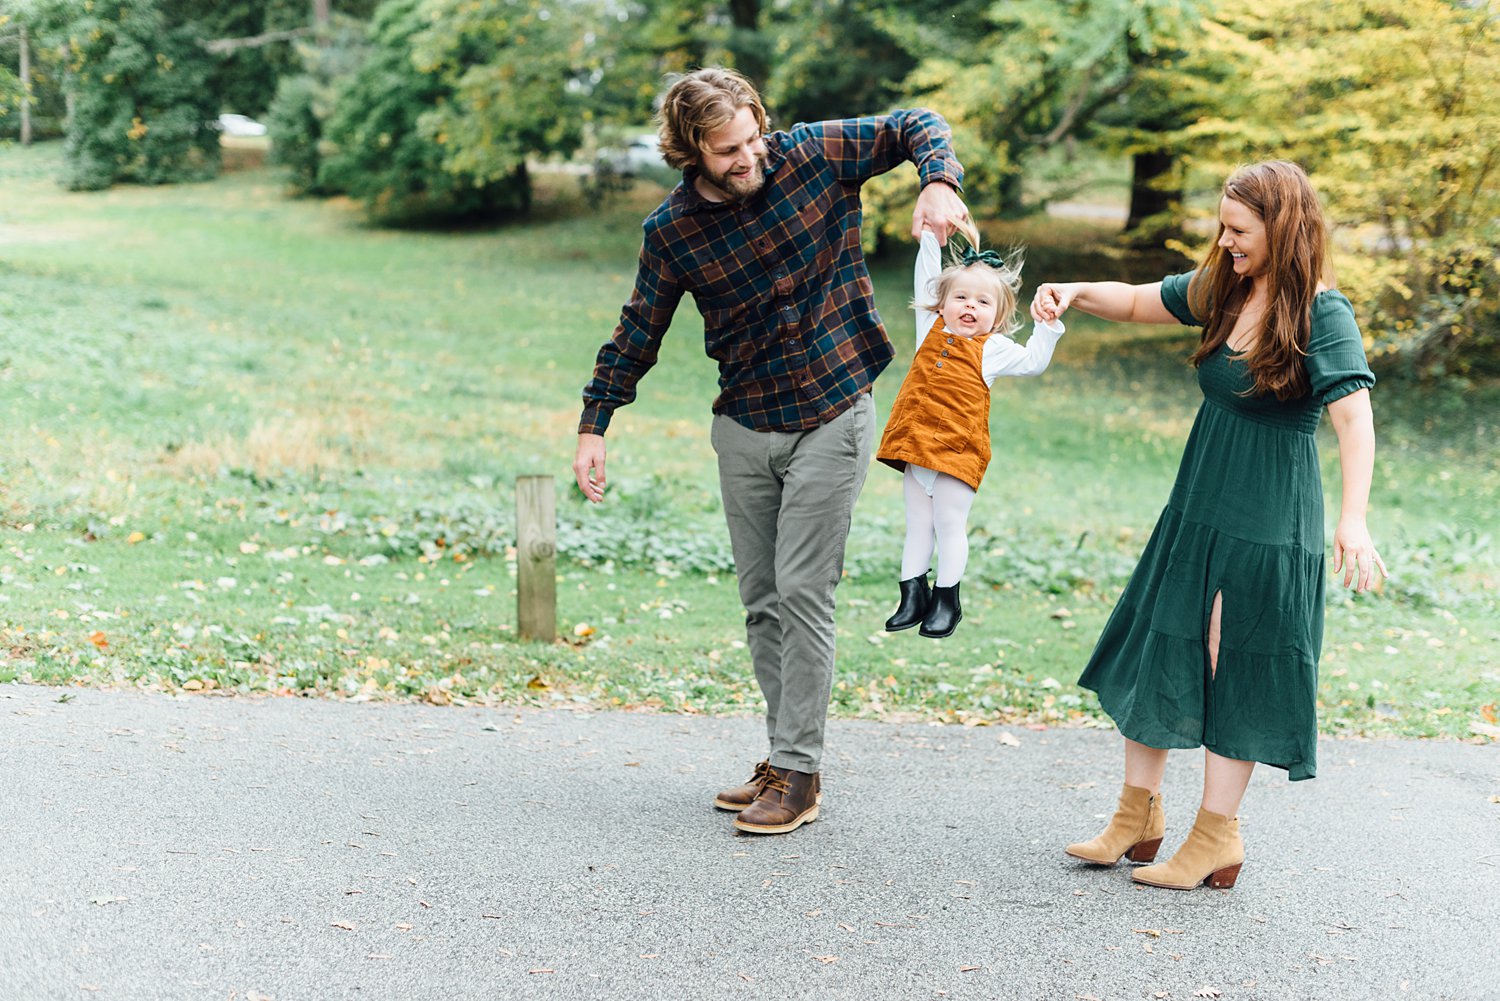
xmin=899 ymin=465 xmax=977 ymax=587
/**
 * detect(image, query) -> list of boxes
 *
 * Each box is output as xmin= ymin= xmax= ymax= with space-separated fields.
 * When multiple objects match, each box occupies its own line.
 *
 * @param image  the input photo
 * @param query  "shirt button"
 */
xmin=941 ymin=350 xmax=949 ymax=357
xmin=946 ymin=337 xmax=954 ymax=344
xmin=935 ymin=361 xmax=944 ymax=369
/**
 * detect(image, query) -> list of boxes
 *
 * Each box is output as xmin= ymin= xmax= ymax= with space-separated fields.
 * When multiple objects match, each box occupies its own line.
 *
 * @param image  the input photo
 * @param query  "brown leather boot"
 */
xmin=733 ymin=766 xmax=820 ymax=834
xmin=1065 ymin=784 xmax=1165 ymax=865
xmin=1133 ymin=807 xmax=1245 ymax=890
xmin=713 ymin=760 xmax=772 ymax=812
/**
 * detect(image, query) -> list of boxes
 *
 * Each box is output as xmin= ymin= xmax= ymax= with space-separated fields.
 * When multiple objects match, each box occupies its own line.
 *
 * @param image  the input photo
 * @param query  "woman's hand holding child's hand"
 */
xmin=1031 ymin=283 xmax=1072 ymax=324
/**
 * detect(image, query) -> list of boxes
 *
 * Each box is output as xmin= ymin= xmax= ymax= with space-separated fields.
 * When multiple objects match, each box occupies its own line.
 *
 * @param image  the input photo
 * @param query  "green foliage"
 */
xmin=196 ymin=0 xmax=381 ymax=118
xmin=264 ymin=23 xmax=374 ymax=195
xmin=58 ymin=0 xmax=220 ymax=190
xmin=317 ymin=0 xmax=524 ymax=223
xmin=406 ymin=0 xmax=593 ymax=188
xmin=265 ymin=72 xmax=324 ymax=192
xmin=1166 ymin=0 xmax=1500 ymax=377
xmin=889 ymin=0 xmax=1202 ymax=218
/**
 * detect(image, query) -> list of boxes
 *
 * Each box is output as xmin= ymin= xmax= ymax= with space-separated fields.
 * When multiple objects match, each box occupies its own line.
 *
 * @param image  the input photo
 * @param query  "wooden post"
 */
xmin=515 ymin=476 xmax=556 ymax=642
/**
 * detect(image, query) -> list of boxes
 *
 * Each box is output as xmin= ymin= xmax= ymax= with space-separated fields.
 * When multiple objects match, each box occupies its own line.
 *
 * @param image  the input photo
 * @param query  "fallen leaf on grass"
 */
xmin=88 ymin=632 xmax=108 ymax=649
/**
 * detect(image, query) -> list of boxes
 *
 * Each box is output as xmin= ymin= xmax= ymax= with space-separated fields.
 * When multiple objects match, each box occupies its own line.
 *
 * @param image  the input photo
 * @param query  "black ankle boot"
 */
xmin=919 ymin=582 xmax=962 ymax=638
xmin=884 ymin=573 xmax=931 ymax=631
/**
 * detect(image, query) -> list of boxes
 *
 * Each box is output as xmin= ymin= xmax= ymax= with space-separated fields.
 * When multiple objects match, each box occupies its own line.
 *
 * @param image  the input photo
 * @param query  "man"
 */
xmin=573 ymin=67 xmax=969 ymax=835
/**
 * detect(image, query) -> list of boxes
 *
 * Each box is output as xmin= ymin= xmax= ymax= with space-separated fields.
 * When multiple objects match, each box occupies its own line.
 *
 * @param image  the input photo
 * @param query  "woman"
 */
xmin=1031 ymin=161 xmax=1386 ymax=890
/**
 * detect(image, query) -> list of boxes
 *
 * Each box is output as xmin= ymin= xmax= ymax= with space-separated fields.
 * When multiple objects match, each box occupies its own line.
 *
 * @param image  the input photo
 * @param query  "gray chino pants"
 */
xmin=709 ymin=393 xmax=875 ymax=773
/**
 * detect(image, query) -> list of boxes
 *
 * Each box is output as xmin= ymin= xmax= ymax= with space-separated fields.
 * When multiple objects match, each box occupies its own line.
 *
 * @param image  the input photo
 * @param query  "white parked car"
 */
xmin=596 ymin=132 xmax=666 ymax=175
xmin=217 ymin=113 xmax=268 ymax=137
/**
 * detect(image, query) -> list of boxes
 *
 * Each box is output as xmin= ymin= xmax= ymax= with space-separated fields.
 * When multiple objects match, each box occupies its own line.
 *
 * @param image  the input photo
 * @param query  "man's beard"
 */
xmin=701 ymin=155 xmax=768 ymax=202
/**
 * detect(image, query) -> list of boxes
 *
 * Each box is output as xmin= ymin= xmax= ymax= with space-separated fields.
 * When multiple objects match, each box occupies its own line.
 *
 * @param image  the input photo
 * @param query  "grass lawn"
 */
xmin=1 ymin=141 xmax=1496 ymax=745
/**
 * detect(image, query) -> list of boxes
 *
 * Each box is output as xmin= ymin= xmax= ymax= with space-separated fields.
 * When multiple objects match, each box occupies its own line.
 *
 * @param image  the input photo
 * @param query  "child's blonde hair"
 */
xmin=915 ymin=219 xmax=1025 ymax=336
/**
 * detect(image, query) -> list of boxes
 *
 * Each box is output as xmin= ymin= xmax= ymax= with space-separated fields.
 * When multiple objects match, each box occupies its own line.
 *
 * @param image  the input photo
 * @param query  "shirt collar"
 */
xmin=674 ymin=131 xmax=787 ymax=215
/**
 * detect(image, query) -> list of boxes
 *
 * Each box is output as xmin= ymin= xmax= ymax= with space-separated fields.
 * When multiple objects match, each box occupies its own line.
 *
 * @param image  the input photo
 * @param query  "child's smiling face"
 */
xmin=940 ymin=269 xmax=1002 ymax=338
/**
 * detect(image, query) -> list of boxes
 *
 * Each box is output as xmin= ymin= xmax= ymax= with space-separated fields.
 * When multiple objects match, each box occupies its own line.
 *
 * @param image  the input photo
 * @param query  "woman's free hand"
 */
xmin=1031 ymin=283 xmax=1073 ymax=324
xmin=1332 ymin=516 xmax=1388 ymax=593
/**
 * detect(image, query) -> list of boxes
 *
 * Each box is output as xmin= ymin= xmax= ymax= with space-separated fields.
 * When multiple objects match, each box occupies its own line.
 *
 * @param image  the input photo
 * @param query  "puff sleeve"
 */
xmin=1159 ymin=271 xmax=1205 ymax=327
xmin=1305 ymin=292 xmax=1376 ymax=405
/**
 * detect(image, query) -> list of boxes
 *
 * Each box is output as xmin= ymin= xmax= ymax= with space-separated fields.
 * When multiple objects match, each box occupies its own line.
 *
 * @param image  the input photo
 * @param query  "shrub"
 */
xmin=59 ymin=0 xmax=220 ymax=191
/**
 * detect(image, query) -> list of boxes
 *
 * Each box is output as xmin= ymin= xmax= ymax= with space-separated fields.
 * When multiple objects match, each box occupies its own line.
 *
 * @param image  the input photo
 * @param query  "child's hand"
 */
xmin=1031 ymin=283 xmax=1072 ymax=323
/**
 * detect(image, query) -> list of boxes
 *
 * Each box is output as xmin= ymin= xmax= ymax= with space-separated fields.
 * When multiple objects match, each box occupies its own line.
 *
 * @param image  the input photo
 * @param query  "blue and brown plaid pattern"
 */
xmin=579 ymin=110 xmax=964 ymax=435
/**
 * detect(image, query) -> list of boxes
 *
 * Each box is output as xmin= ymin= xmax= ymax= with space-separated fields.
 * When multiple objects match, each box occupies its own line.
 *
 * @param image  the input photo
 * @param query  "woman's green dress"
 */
xmin=1078 ymin=272 xmax=1375 ymax=781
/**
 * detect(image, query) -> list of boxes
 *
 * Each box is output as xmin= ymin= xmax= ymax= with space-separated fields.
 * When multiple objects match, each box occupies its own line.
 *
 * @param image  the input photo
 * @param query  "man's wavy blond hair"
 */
xmin=656 ymin=68 xmax=770 ymax=171
xmin=914 ymin=220 xmax=1025 ymax=336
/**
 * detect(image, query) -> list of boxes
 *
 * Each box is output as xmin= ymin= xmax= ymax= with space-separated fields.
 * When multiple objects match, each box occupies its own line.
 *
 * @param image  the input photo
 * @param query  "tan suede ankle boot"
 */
xmin=1133 ymin=807 xmax=1244 ymax=889
xmin=1065 ymin=784 xmax=1165 ymax=865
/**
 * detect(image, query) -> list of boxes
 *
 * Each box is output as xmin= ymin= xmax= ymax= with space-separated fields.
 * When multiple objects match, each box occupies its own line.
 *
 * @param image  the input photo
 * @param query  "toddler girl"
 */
xmin=876 ymin=225 xmax=1064 ymax=637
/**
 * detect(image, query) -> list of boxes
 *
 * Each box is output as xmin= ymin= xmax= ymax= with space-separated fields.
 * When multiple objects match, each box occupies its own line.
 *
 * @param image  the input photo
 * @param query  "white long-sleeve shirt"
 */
xmin=913 ymin=230 xmax=1064 ymax=382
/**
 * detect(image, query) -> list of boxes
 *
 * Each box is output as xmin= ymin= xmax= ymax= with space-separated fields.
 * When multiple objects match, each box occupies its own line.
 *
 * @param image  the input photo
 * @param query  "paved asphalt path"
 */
xmin=2 ymin=684 xmax=1496 ymax=1001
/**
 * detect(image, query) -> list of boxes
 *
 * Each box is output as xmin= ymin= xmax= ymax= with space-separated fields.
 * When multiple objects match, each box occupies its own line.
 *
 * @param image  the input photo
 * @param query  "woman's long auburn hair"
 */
xmin=1186 ymin=161 xmax=1329 ymax=400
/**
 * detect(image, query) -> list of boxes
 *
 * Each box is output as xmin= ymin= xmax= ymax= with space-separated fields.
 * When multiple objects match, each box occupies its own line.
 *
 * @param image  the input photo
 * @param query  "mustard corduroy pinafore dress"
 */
xmin=876 ymin=316 xmax=991 ymax=491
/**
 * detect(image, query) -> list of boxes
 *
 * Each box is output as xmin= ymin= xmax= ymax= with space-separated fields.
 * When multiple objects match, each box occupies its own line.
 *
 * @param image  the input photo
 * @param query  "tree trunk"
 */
xmin=726 ymin=0 xmax=768 ymax=91
xmin=996 ymin=170 xmax=1025 ymax=219
xmin=19 ymin=23 xmax=31 ymax=146
xmin=1124 ymin=149 xmax=1181 ymax=241
xmin=313 ymin=0 xmax=331 ymax=46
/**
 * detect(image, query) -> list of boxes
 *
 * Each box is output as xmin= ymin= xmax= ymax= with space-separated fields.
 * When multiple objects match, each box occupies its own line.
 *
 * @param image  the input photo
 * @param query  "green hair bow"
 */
xmin=959 ymin=247 xmax=1007 ymax=269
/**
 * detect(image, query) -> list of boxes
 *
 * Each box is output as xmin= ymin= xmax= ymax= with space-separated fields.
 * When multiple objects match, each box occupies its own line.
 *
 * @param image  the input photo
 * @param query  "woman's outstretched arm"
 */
xmin=1031 ymin=281 xmax=1176 ymax=325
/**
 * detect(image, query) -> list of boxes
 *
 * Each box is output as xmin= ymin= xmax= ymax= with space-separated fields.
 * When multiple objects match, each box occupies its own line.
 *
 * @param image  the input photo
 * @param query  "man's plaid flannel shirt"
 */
xmin=578 ymin=110 xmax=964 ymax=435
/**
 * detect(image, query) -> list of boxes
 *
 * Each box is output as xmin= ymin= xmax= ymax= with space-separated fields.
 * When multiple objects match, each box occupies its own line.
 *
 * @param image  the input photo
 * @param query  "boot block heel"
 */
xmin=1205 ymin=863 xmax=1242 ymax=889
xmin=1126 ymin=837 xmax=1163 ymax=863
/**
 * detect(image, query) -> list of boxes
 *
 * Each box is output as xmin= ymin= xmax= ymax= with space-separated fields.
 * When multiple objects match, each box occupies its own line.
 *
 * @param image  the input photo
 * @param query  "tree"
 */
xmin=1 ymin=2 xmax=69 ymax=142
xmin=399 ymin=0 xmax=604 ymax=214
xmin=316 ymin=0 xmax=531 ymax=223
xmin=888 ymin=0 xmax=1204 ymax=224
xmin=1168 ymin=0 xmax=1500 ymax=374
xmin=57 ymin=0 xmax=220 ymax=190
